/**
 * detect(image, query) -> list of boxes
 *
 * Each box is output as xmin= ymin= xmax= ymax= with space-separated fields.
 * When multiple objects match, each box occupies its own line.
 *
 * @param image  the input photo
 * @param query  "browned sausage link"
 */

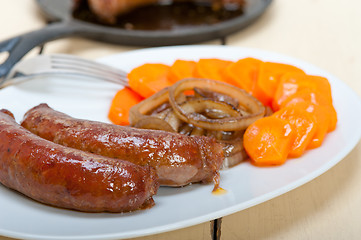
xmin=0 ymin=109 xmax=158 ymax=213
xmin=21 ymin=104 xmax=224 ymax=187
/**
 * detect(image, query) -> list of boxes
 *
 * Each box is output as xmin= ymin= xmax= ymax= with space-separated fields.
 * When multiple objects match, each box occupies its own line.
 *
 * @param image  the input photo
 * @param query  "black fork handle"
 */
xmin=0 ymin=20 xmax=90 ymax=79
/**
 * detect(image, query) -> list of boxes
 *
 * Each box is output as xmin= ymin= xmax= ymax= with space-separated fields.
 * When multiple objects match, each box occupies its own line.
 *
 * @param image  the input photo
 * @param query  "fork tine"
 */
xmin=1 ymin=54 xmax=131 ymax=88
xmin=51 ymin=54 xmax=128 ymax=78
xmin=62 ymin=72 xmax=127 ymax=85
xmin=50 ymin=63 xmax=129 ymax=86
xmin=50 ymin=55 xmax=129 ymax=86
xmin=51 ymin=59 xmax=128 ymax=79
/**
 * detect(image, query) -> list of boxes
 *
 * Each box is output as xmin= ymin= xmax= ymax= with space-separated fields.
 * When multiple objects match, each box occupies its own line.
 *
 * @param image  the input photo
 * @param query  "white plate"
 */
xmin=0 ymin=46 xmax=360 ymax=240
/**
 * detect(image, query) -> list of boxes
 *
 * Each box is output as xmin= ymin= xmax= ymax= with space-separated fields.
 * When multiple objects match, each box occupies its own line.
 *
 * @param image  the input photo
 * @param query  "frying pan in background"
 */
xmin=0 ymin=0 xmax=272 ymax=79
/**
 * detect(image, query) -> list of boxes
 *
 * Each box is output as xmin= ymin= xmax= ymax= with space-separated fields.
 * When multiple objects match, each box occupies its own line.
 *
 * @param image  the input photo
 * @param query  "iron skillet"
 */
xmin=0 ymin=0 xmax=272 ymax=78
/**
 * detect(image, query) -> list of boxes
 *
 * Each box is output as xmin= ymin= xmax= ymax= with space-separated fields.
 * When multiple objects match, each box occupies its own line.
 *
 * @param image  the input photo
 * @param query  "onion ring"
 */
xmin=129 ymin=88 xmax=176 ymax=132
xmin=168 ymin=78 xmax=265 ymax=131
xmin=133 ymin=116 xmax=175 ymax=132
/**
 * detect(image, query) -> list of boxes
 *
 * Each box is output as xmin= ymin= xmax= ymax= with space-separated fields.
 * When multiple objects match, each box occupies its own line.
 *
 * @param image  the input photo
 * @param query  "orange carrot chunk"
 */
xmin=286 ymin=101 xmax=330 ymax=149
xmin=280 ymin=88 xmax=337 ymax=132
xmin=223 ymin=57 xmax=263 ymax=92
xmin=272 ymin=72 xmax=333 ymax=111
xmin=222 ymin=57 xmax=272 ymax=107
xmin=223 ymin=57 xmax=272 ymax=106
xmin=251 ymin=83 xmax=274 ymax=107
xmin=243 ymin=116 xmax=296 ymax=166
xmin=273 ymin=105 xmax=317 ymax=158
xmin=194 ymin=58 xmax=233 ymax=82
xmin=257 ymin=62 xmax=305 ymax=100
xmin=168 ymin=59 xmax=197 ymax=83
xmin=128 ymin=63 xmax=172 ymax=98
xmin=108 ymin=87 xmax=144 ymax=125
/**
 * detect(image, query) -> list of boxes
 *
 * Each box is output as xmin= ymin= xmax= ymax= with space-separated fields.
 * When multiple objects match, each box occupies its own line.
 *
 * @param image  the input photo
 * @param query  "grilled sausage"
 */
xmin=21 ymin=104 xmax=224 ymax=187
xmin=0 ymin=109 xmax=158 ymax=213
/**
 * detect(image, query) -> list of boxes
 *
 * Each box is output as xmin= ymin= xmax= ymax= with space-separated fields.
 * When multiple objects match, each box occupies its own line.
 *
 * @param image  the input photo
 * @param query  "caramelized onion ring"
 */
xmin=179 ymin=99 xmax=241 ymax=117
xmin=168 ymin=78 xmax=266 ymax=131
xmin=129 ymin=88 xmax=176 ymax=132
xmin=133 ymin=117 xmax=175 ymax=132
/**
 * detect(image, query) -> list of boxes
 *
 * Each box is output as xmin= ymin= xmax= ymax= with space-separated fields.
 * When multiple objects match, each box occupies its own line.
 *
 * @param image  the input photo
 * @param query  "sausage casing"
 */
xmin=21 ymin=104 xmax=224 ymax=186
xmin=0 ymin=109 xmax=158 ymax=212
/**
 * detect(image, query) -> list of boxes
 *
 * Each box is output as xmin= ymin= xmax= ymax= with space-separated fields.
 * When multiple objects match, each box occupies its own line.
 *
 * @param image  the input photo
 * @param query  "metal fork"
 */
xmin=0 ymin=54 xmax=129 ymax=88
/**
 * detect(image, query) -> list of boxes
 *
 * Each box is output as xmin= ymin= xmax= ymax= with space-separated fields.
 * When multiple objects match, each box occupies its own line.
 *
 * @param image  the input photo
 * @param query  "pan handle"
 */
xmin=0 ymin=21 xmax=85 ymax=78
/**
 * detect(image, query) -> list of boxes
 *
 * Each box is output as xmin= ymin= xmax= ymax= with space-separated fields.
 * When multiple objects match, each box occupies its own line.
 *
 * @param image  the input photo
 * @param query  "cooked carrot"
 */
xmin=272 ymin=72 xmax=333 ymax=111
xmin=108 ymin=87 xmax=144 ymax=125
xmin=128 ymin=63 xmax=172 ymax=98
xmin=223 ymin=57 xmax=263 ymax=92
xmin=251 ymin=83 xmax=274 ymax=107
xmin=280 ymin=88 xmax=337 ymax=132
xmin=257 ymin=62 xmax=305 ymax=100
xmin=243 ymin=116 xmax=296 ymax=166
xmin=273 ymin=105 xmax=317 ymax=158
xmin=286 ymin=101 xmax=330 ymax=149
xmin=194 ymin=58 xmax=233 ymax=82
xmin=222 ymin=57 xmax=274 ymax=106
xmin=324 ymin=105 xmax=337 ymax=132
xmin=168 ymin=59 xmax=197 ymax=83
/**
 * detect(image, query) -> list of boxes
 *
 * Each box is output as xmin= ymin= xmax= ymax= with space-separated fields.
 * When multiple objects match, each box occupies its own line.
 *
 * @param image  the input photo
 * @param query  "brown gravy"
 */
xmin=73 ymin=1 xmax=245 ymax=31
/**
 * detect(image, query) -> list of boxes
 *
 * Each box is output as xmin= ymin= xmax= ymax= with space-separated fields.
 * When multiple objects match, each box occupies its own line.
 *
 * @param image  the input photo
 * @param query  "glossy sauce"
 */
xmin=73 ymin=1 xmax=245 ymax=31
xmin=211 ymin=172 xmax=227 ymax=195
xmin=212 ymin=187 xmax=227 ymax=195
